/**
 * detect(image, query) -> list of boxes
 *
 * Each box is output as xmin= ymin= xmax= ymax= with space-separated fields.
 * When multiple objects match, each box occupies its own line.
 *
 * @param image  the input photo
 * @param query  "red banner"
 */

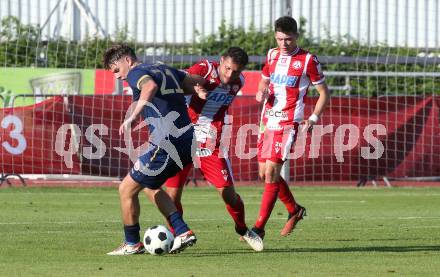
xmin=1 ymin=96 xmax=439 ymax=181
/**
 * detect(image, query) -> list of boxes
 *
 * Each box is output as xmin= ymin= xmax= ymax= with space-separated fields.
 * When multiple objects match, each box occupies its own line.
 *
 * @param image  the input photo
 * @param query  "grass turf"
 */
xmin=0 ymin=186 xmax=439 ymax=276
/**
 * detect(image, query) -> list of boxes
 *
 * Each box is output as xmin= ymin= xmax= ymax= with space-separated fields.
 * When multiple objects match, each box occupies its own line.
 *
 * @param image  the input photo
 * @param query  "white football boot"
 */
xmin=242 ymin=229 xmax=264 ymax=252
xmin=106 ymin=242 xmax=145 ymax=255
xmin=169 ymin=230 xmax=197 ymax=254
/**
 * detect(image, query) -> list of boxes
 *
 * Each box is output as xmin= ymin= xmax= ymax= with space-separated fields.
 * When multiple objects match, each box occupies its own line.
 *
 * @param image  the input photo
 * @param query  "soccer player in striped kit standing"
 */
xmin=251 ymin=16 xmax=330 ymax=246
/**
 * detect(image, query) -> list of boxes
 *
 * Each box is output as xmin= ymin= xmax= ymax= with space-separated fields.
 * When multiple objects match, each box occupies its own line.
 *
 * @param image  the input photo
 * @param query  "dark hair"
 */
xmin=274 ymin=16 xmax=298 ymax=34
xmin=103 ymin=44 xmax=137 ymax=69
xmin=222 ymin=47 xmax=249 ymax=67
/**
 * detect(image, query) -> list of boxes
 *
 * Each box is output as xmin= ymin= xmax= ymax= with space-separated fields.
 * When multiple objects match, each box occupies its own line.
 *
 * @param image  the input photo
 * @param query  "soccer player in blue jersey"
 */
xmin=103 ymin=44 xmax=205 ymax=255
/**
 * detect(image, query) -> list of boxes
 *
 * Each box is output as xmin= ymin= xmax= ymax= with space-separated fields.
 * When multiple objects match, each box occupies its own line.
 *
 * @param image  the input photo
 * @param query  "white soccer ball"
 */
xmin=143 ymin=225 xmax=174 ymax=255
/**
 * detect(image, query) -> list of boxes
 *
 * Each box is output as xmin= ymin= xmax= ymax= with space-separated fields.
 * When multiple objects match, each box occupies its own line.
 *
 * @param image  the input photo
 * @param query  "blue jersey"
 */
xmin=126 ymin=63 xmax=192 ymax=142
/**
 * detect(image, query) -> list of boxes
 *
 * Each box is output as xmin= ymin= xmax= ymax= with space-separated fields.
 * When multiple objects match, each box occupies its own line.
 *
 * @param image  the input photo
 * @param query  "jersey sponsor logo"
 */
xmin=207 ymin=92 xmax=234 ymax=105
xmin=292 ymin=60 xmax=302 ymax=69
xmin=265 ymin=109 xmax=288 ymax=119
xmin=270 ymin=73 xmax=299 ymax=87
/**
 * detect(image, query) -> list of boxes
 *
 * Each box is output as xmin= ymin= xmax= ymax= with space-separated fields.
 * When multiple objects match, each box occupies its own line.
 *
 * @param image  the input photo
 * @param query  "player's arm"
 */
xmin=119 ymin=77 xmax=158 ymax=135
xmin=256 ymin=78 xmax=270 ymax=103
xmin=256 ymin=62 xmax=270 ymax=103
xmin=181 ymin=74 xmax=208 ymax=99
xmin=302 ymin=83 xmax=330 ymax=132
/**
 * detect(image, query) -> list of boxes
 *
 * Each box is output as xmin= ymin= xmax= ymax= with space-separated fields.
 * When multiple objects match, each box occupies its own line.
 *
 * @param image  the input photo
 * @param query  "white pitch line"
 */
xmin=323 ymin=216 xmax=440 ymax=220
xmin=2 ymin=216 xmax=440 ymax=226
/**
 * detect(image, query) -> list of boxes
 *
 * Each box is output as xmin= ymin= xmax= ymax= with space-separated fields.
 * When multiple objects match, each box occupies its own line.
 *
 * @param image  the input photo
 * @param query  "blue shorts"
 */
xmin=130 ymin=136 xmax=194 ymax=189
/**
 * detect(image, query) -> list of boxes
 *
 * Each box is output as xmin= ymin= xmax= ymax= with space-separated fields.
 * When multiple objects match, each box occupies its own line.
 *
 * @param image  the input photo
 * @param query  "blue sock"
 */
xmin=124 ymin=223 xmax=140 ymax=245
xmin=168 ymin=212 xmax=189 ymax=236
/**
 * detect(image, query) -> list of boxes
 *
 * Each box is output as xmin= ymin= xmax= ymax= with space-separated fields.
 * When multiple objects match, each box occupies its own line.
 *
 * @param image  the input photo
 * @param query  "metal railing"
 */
xmin=322 ymin=71 xmax=440 ymax=95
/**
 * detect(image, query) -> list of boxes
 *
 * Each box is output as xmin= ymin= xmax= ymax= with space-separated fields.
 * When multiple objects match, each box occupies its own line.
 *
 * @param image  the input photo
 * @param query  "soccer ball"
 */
xmin=143 ymin=225 xmax=174 ymax=255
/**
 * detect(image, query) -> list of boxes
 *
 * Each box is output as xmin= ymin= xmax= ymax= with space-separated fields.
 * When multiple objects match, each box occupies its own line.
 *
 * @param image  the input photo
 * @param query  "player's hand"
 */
xmin=301 ymin=119 xmax=315 ymax=133
xmin=194 ymin=83 xmax=208 ymax=99
xmin=119 ymin=117 xmax=134 ymax=136
xmin=256 ymin=88 xmax=268 ymax=103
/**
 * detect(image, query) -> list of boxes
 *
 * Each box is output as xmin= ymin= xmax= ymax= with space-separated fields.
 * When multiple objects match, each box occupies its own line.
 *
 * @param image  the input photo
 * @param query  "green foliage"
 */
xmin=0 ymin=16 xmax=137 ymax=69
xmin=0 ymin=16 xmax=438 ymax=96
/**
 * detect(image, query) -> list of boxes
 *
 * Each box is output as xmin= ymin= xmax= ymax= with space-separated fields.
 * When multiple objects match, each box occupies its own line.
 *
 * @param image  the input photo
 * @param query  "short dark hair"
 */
xmin=274 ymin=16 xmax=298 ymax=34
xmin=103 ymin=44 xmax=137 ymax=69
xmin=222 ymin=47 xmax=249 ymax=67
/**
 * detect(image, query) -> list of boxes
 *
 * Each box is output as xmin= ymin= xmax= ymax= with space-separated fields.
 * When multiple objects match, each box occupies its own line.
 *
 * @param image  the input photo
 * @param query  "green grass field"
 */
xmin=1 ymin=186 xmax=439 ymax=276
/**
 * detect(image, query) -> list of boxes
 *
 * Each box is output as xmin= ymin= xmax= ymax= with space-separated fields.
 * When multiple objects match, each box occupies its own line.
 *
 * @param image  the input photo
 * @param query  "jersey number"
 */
xmin=151 ymin=69 xmax=183 ymax=95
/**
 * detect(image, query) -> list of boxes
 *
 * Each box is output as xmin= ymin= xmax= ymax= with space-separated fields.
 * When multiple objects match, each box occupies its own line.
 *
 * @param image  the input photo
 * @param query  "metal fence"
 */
xmin=0 ymin=0 xmax=438 ymax=48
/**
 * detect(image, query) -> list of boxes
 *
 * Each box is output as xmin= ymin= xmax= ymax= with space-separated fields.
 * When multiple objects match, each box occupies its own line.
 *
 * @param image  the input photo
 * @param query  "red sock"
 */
xmin=278 ymin=178 xmax=297 ymax=214
xmin=225 ymin=193 xmax=247 ymax=234
xmin=254 ymin=183 xmax=280 ymax=230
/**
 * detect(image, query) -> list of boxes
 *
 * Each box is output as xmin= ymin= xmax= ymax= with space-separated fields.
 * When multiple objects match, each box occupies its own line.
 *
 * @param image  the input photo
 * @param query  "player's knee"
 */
xmin=264 ymin=169 xmax=280 ymax=183
xmin=166 ymin=187 xmax=180 ymax=202
xmin=220 ymin=186 xmax=237 ymax=205
xmin=118 ymin=182 xmax=128 ymax=197
xmin=118 ymin=179 xmax=139 ymax=199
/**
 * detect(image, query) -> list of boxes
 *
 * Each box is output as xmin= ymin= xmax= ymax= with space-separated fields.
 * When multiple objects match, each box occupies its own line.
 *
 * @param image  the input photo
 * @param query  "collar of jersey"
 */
xmin=280 ymin=47 xmax=299 ymax=56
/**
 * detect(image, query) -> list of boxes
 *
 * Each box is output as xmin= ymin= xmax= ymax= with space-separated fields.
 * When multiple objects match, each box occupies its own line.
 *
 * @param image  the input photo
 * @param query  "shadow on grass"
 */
xmin=175 ymin=245 xmax=440 ymax=257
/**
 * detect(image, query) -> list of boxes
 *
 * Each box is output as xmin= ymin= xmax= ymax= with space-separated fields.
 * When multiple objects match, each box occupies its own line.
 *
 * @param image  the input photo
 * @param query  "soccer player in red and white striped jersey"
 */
xmin=164 ymin=47 xmax=263 ymax=251
xmin=252 ymin=16 xmax=330 ymax=242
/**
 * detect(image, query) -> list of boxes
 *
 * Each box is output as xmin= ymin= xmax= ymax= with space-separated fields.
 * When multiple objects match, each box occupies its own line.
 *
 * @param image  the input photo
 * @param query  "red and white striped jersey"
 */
xmin=261 ymin=47 xmax=325 ymax=130
xmin=186 ymin=60 xmax=244 ymax=147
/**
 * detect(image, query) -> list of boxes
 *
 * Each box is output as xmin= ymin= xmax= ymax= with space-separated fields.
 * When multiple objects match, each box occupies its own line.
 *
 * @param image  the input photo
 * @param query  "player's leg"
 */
xmin=276 ymin=124 xmax=306 ymax=236
xmin=133 ymin=143 xmax=197 ymax=254
xmin=107 ymin=174 xmax=146 ymax=255
xmin=164 ymin=164 xmax=192 ymax=216
xmin=142 ymin=187 xmax=190 ymax=236
xmin=163 ymin=165 xmax=192 ymax=235
xmin=217 ymin=186 xmax=247 ymax=234
xmin=253 ymin=160 xmax=283 ymax=236
xmin=259 ymin=161 xmax=305 ymax=237
xmin=141 ymin=185 xmax=196 ymax=254
xmin=201 ymin=154 xmax=263 ymax=251
xmin=201 ymin=155 xmax=247 ymax=234
xmin=278 ymin=176 xmax=306 ymax=236
xmin=252 ymin=126 xmax=304 ymax=238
